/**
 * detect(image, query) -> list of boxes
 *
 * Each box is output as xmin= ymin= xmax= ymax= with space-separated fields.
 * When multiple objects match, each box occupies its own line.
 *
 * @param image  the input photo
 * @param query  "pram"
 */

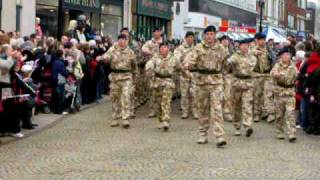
xmin=65 ymin=74 xmax=81 ymax=113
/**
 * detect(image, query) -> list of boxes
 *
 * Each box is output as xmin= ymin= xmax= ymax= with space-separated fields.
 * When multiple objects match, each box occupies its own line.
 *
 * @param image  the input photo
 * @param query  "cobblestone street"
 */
xmin=0 ymin=101 xmax=320 ymax=180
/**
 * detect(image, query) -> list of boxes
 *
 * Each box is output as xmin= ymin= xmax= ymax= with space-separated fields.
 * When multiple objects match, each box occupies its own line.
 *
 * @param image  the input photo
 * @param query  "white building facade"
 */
xmin=172 ymin=0 xmax=257 ymax=40
xmin=1 ymin=0 xmax=36 ymax=36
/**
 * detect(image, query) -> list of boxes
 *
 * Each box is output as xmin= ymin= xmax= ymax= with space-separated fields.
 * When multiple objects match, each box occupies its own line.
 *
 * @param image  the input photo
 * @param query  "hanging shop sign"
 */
xmin=219 ymin=26 xmax=256 ymax=34
xmin=137 ymin=0 xmax=173 ymax=20
xmin=64 ymin=0 xmax=101 ymax=11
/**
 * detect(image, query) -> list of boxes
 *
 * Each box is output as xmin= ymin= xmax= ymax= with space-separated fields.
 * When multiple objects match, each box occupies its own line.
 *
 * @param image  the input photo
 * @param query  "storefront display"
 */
xmin=100 ymin=0 xmax=123 ymax=39
xmin=134 ymin=0 xmax=173 ymax=40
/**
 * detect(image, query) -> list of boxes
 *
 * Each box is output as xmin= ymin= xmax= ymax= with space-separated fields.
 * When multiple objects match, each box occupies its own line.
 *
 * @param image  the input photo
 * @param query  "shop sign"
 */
xmin=219 ymin=26 xmax=256 ymax=34
xmin=64 ymin=0 xmax=100 ymax=10
xmin=137 ymin=0 xmax=172 ymax=20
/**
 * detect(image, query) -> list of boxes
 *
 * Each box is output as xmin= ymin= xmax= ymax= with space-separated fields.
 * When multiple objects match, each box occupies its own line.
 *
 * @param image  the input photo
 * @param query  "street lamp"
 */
xmin=258 ymin=0 xmax=265 ymax=33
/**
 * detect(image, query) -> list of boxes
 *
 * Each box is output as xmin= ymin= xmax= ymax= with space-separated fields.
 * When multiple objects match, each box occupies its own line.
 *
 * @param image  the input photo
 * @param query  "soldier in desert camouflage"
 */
xmin=174 ymin=31 xmax=199 ymax=120
xmin=184 ymin=26 xmax=228 ymax=148
xmin=227 ymin=39 xmax=257 ymax=137
xmin=142 ymin=27 xmax=163 ymax=118
xmin=270 ymin=47 xmax=298 ymax=143
xmin=102 ymin=34 xmax=137 ymax=129
xmin=145 ymin=42 xmax=178 ymax=131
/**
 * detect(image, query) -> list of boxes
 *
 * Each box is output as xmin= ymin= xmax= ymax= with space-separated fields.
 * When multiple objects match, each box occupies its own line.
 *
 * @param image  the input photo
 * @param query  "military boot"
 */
xmin=197 ymin=132 xmax=208 ymax=144
xmin=110 ymin=120 xmax=119 ymax=127
xmin=289 ymin=135 xmax=297 ymax=143
xmin=122 ymin=120 xmax=130 ymax=129
xmin=266 ymin=114 xmax=275 ymax=123
xmin=234 ymin=129 xmax=241 ymax=136
xmin=216 ymin=137 xmax=227 ymax=148
xmin=163 ymin=121 xmax=169 ymax=132
xmin=277 ymin=132 xmax=285 ymax=140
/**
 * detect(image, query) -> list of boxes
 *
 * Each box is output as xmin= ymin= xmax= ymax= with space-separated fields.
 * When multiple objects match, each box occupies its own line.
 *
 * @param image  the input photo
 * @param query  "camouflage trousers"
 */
xmin=253 ymin=75 xmax=275 ymax=121
xmin=180 ymin=75 xmax=199 ymax=118
xmin=223 ymin=74 xmax=234 ymax=122
xmin=274 ymin=94 xmax=296 ymax=137
xmin=231 ymin=79 xmax=253 ymax=130
xmin=173 ymin=73 xmax=181 ymax=99
xmin=110 ymin=79 xmax=133 ymax=121
xmin=154 ymin=86 xmax=174 ymax=122
xmin=136 ymin=69 xmax=148 ymax=105
xmin=198 ymin=84 xmax=225 ymax=138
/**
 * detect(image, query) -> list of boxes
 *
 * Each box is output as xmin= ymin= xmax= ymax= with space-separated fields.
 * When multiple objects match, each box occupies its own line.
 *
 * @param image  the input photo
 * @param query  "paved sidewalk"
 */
xmin=0 ymin=97 xmax=109 ymax=145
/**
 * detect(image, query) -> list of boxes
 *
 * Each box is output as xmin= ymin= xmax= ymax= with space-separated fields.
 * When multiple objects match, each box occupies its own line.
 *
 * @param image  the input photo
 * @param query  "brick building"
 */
xmin=285 ymin=0 xmax=307 ymax=37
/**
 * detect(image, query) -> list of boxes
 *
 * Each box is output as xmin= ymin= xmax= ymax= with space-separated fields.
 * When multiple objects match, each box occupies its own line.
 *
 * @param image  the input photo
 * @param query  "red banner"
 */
xmin=219 ymin=26 xmax=256 ymax=34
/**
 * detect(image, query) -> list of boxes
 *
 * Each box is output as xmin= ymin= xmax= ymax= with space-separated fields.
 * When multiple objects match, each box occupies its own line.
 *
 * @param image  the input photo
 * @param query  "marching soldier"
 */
xmin=270 ymin=47 xmax=298 ymax=142
xmin=102 ymin=34 xmax=137 ymax=129
xmin=227 ymin=39 xmax=257 ymax=137
xmin=174 ymin=31 xmax=198 ymax=119
xmin=145 ymin=42 xmax=178 ymax=131
xmin=184 ymin=26 xmax=228 ymax=148
xmin=220 ymin=35 xmax=233 ymax=122
xmin=120 ymin=27 xmax=139 ymax=118
xmin=142 ymin=27 xmax=163 ymax=118
xmin=251 ymin=33 xmax=275 ymax=123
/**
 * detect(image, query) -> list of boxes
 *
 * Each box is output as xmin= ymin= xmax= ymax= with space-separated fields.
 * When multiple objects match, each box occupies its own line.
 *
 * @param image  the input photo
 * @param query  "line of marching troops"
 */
xmin=100 ymin=26 xmax=298 ymax=148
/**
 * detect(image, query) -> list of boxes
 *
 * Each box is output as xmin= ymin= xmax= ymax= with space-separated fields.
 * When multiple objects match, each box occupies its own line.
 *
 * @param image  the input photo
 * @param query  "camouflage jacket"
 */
xmin=271 ymin=60 xmax=298 ymax=96
xmin=184 ymin=40 xmax=228 ymax=85
xmin=174 ymin=42 xmax=194 ymax=79
xmin=145 ymin=53 xmax=178 ymax=89
xmin=142 ymin=38 xmax=162 ymax=60
xmin=103 ymin=45 xmax=137 ymax=82
xmin=227 ymin=51 xmax=257 ymax=79
xmin=250 ymin=46 xmax=272 ymax=75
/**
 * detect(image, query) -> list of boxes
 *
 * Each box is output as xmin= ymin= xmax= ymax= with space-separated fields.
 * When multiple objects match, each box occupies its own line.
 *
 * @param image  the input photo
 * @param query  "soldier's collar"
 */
xmin=183 ymin=42 xmax=193 ymax=48
xmin=202 ymin=40 xmax=219 ymax=49
xmin=152 ymin=38 xmax=163 ymax=44
xmin=279 ymin=60 xmax=291 ymax=67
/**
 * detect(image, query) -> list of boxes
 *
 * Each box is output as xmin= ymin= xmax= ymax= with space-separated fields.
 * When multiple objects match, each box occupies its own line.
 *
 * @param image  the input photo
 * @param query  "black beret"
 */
xmin=278 ymin=47 xmax=291 ymax=56
xmin=254 ymin=33 xmax=266 ymax=40
xmin=153 ymin=27 xmax=161 ymax=32
xmin=219 ymin=35 xmax=229 ymax=41
xmin=159 ymin=42 xmax=169 ymax=48
xmin=185 ymin=31 xmax=195 ymax=38
xmin=118 ymin=34 xmax=128 ymax=40
xmin=204 ymin=26 xmax=216 ymax=34
xmin=239 ymin=38 xmax=252 ymax=45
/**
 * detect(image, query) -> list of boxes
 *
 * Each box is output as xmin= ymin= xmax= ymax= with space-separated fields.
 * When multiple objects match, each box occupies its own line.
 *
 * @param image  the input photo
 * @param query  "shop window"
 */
xmin=101 ymin=3 xmax=123 ymax=40
xmin=36 ymin=4 xmax=58 ymax=37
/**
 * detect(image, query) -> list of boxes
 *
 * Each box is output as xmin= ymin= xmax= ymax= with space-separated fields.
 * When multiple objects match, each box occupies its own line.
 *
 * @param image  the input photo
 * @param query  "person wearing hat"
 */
xmin=219 ymin=35 xmax=234 ymax=122
xmin=270 ymin=47 xmax=298 ymax=142
xmin=184 ymin=25 xmax=228 ymax=148
xmin=120 ymin=27 xmax=141 ymax=118
xmin=102 ymin=34 xmax=137 ymax=129
xmin=174 ymin=31 xmax=198 ymax=120
xmin=227 ymin=39 xmax=257 ymax=137
xmin=251 ymin=32 xmax=275 ymax=123
xmin=145 ymin=42 xmax=178 ymax=131
xmin=142 ymin=27 xmax=163 ymax=118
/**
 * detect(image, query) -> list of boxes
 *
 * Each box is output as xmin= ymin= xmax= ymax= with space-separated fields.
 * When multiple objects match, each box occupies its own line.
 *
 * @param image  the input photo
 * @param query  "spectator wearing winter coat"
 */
xmin=51 ymin=50 xmax=68 ymax=114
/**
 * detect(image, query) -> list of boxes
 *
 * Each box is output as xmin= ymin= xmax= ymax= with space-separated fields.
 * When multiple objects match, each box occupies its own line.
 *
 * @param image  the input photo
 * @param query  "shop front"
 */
xmin=100 ymin=0 xmax=123 ymax=40
xmin=36 ymin=0 xmax=59 ymax=37
xmin=132 ymin=0 xmax=173 ymax=40
xmin=60 ymin=0 xmax=101 ymax=38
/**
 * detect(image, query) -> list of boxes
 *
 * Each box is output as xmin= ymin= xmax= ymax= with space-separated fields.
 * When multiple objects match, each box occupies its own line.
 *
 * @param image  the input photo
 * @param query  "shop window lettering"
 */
xmin=64 ymin=0 xmax=98 ymax=8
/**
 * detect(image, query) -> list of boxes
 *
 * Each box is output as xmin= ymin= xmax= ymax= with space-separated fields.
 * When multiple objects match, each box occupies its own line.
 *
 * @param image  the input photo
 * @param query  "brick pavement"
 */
xmin=0 ymin=101 xmax=320 ymax=180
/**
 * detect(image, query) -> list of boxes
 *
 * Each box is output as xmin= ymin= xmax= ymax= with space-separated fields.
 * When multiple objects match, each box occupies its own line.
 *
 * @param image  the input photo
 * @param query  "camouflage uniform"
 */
xmin=222 ymin=46 xmax=233 ymax=122
xmin=251 ymin=46 xmax=274 ymax=122
xmin=145 ymin=53 xmax=177 ymax=128
xmin=103 ymin=45 xmax=137 ymax=127
xmin=227 ymin=51 xmax=257 ymax=134
xmin=128 ymin=40 xmax=140 ymax=117
xmin=142 ymin=38 xmax=162 ymax=117
xmin=270 ymin=60 xmax=298 ymax=140
xmin=184 ymin=41 xmax=228 ymax=145
xmin=174 ymin=42 xmax=199 ymax=119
